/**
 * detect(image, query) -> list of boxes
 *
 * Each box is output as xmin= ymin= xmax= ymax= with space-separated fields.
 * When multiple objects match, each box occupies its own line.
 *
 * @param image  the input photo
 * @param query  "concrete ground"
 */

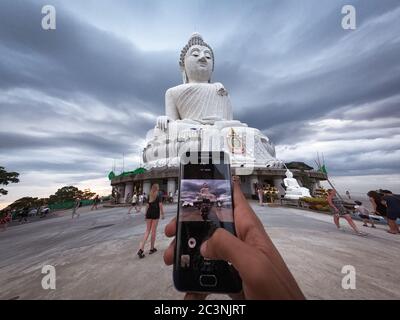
xmin=0 ymin=202 xmax=399 ymax=300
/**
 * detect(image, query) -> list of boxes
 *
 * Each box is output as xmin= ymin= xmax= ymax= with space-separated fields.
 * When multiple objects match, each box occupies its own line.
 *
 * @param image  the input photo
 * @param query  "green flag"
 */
xmin=108 ymin=171 xmax=115 ymax=180
xmin=320 ymin=165 xmax=328 ymax=175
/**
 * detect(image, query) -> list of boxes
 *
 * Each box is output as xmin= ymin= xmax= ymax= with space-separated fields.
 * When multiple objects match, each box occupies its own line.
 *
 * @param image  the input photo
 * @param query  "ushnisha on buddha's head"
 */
xmin=179 ymin=33 xmax=214 ymax=84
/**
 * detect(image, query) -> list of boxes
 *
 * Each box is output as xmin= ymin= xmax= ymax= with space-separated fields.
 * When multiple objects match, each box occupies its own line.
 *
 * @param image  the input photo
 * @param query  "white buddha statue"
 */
xmin=156 ymin=33 xmax=236 ymax=130
xmin=283 ymin=169 xmax=311 ymax=200
xmin=143 ymin=33 xmax=283 ymax=170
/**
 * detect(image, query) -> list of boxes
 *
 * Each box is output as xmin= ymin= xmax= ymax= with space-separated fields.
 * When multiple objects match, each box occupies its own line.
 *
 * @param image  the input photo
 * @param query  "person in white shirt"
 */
xmin=127 ymin=194 xmax=138 ymax=214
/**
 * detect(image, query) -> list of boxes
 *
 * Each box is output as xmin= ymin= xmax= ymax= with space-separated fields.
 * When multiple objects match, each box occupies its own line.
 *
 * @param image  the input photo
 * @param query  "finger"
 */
xmin=232 ymin=177 xmax=251 ymax=213
xmin=200 ymin=228 xmax=254 ymax=267
xmin=163 ymin=238 xmax=176 ymax=266
xmin=231 ymin=178 xmax=265 ymax=238
xmin=184 ymin=293 xmax=208 ymax=300
xmin=165 ymin=217 xmax=176 ymax=237
xmin=229 ymin=291 xmax=246 ymax=300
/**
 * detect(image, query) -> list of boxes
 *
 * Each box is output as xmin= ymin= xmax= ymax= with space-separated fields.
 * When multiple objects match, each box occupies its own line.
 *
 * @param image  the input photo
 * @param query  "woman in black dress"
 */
xmin=381 ymin=190 xmax=400 ymax=234
xmin=137 ymin=184 xmax=165 ymax=258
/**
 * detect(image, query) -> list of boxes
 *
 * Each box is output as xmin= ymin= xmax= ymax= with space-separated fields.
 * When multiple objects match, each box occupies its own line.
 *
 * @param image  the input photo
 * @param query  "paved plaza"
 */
xmin=0 ymin=202 xmax=399 ymax=300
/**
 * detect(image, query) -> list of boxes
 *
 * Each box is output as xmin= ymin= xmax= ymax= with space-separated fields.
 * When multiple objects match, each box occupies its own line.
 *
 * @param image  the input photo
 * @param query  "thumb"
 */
xmin=200 ymin=228 xmax=248 ymax=264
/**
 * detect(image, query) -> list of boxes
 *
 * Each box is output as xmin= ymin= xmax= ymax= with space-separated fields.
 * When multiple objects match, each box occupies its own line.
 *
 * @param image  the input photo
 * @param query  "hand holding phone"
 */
xmin=164 ymin=176 xmax=305 ymax=300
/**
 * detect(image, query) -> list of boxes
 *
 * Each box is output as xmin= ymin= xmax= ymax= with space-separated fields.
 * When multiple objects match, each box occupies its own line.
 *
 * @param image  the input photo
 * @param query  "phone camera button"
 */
xmin=199 ymin=275 xmax=217 ymax=287
xmin=188 ymin=238 xmax=196 ymax=249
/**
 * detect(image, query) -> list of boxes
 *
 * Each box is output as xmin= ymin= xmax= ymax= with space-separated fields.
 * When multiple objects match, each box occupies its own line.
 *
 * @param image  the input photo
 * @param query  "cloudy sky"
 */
xmin=1 ymin=0 xmax=400 ymax=208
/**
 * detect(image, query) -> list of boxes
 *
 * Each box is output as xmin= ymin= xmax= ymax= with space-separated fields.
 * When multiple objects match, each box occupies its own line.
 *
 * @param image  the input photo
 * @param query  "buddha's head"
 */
xmin=179 ymin=33 xmax=214 ymax=84
xmin=285 ymin=169 xmax=294 ymax=179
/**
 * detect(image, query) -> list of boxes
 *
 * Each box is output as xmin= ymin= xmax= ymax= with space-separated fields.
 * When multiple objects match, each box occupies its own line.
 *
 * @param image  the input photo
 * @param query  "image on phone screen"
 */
xmin=173 ymin=152 xmax=242 ymax=293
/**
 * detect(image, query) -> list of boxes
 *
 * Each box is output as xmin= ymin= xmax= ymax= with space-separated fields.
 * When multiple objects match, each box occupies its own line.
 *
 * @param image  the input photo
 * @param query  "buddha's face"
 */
xmin=184 ymin=45 xmax=213 ymax=83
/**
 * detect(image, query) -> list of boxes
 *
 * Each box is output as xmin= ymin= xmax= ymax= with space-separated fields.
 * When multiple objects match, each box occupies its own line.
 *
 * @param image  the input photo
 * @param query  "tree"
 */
xmin=0 ymin=166 xmax=20 ymax=196
xmin=80 ymin=189 xmax=96 ymax=200
xmin=285 ymin=162 xmax=314 ymax=171
xmin=48 ymin=186 xmax=96 ymax=204
xmin=49 ymin=186 xmax=80 ymax=204
xmin=5 ymin=197 xmax=49 ymax=212
xmin=8 ymin=197 xmax=38 ymax=210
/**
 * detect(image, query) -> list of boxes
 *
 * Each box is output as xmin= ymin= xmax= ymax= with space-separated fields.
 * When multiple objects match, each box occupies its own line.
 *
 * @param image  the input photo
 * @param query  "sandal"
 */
xmin=137 ymin=249 xmax=145 ymax=259
xmin=149 ymin=248 xmax=157 ymax=254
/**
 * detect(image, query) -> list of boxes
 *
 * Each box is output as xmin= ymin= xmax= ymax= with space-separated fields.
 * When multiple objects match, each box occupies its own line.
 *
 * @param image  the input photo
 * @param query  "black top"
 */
xmin=383 ymin=194 xmax=400 ymax=215
xmin=146 ymin=195 xmax=162 ymax=219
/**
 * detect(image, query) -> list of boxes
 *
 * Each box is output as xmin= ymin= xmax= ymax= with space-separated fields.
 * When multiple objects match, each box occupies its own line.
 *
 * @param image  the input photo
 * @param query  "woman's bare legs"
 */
xmin=139 ymin=219 xmax=152 ymax=251
xmin=150 ymin=219 xmax=159 ymax=250
xmin=333 ymin=214 xmax=340 ymax=228
xmin=343 ymin=215 xmax=360 ymax=233
xmin=387 ymin=219 xmax=399 ymax=234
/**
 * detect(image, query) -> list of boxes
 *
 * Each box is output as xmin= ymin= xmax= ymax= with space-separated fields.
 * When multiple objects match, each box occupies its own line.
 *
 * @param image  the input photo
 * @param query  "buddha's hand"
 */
xmin=156 ymin=116 xmax=171 ymax=131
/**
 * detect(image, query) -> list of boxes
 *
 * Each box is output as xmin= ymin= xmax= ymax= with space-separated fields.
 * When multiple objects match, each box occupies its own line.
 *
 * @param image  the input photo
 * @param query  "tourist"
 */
xmin=127 ymin=193 xmax=138 ymax=214
xmin=168 ymin=191 xmax=174 ymax=203
xmin=91 ymin=195 xmax=100 ymax=211
xmin=163 ymin=177 xmax=305 ymax=300
xmin=367 ymin=190 xmax=387 ymax=218
xmin=346 ymin=190 xmax=352 ymax=200
xmin=142 ymin=192 xmax=147 ymax=204
xmin=18 ymin=206 xmax=29 ymax=224
xmin=327 ymin=189 xmax=364 ymax=235
xmin=136 ymin=193 xmax=144 ymax=213
xmin=137 ymin=184 xmax=165 ymax=258
xmin=0 ymin=211 xmax=12 ymax=231
xmin=354 ymin=201 xmax=376 ymax=228
xmin=381 ymin=190 xmax=400 ymax=234
xmin=257 ymin=185 xmax=264 ymax=206
xmin=71 ymin=198 xmax=81 ymax=219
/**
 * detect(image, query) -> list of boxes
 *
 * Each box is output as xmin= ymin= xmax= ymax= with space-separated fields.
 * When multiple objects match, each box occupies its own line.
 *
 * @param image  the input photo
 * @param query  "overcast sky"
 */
xmin=1 ymin=0 xmax=400 ymax=208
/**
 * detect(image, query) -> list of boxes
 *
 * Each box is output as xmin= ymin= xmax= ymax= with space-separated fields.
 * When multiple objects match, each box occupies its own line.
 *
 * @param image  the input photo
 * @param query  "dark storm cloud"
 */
xmin=0 ymin=0 xmax=399 ymax=199
xmin=7 ymin=159 xmax=105 ymax=174
xmin=0 ymin=0 xmax=178 ymax=114
xmin=0 ymin=131 xmax=135 ymax=156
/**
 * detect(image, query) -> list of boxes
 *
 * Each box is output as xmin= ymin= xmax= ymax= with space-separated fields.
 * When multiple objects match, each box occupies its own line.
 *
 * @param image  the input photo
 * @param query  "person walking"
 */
xmin=19 ymin=206 xmax=29 ymax=224
xmin=327 ymin=189 xmax=364 ymax=235
xmin=257 ymin=185 xmax=264 ymax=206
xmin=0 ymin=211 xmax=12 ymax=231
xmin=72 ymin=198 xmax=81 ymax=219
xmin=381 ymin=190 xmax=400 ymax=234
xmin=137 ymin=184 xmax=165 ymax=259
xmin=354 ymin=201 xmax=376 ymax=228
xmin=127 ymin=193 xmax=138 ymax=214
xmin=136 ymin=193 xmax=144 ymax=213
xmin=91 ymin=195 xmax=100 ymax=211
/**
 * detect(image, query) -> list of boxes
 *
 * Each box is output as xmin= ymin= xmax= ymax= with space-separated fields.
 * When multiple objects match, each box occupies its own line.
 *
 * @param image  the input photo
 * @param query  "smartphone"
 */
xmin=173 ymin=151 xmax=242 ymax=293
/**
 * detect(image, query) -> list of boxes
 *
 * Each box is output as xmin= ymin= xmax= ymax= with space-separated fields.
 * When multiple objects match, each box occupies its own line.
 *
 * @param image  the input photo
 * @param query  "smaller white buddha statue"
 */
xmin=283 ymin=169 xmax=311 ymax=200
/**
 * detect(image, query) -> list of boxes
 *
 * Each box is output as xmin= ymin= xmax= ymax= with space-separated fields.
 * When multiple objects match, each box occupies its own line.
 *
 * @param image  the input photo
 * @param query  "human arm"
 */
xmin=369 ymin=197 xmax=378 ymax=214
xmin=159 ymin=201 xmax=165 ymax=219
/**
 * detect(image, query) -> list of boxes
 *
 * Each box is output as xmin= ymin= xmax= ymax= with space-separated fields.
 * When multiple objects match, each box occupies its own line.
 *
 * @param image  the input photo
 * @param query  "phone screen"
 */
xmin=173 ymin=152 xmax=242 ymax=293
